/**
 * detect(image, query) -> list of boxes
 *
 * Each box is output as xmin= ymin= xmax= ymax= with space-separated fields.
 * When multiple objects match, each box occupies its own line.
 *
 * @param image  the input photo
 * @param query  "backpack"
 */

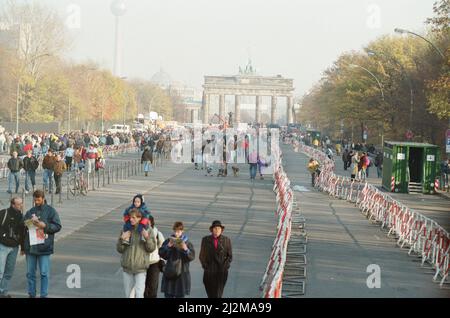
xmin=163 ymin=249 xmax=182 ymax=280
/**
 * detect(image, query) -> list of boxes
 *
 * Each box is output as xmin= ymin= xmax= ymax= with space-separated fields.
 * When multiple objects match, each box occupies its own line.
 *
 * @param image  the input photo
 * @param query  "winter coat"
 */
xmin=9 ymin=143 xmax=21 ymax=155
xmin=375 ymin=153 xmax=383 ymax=167
xmin=159 ymin=234 xmax=195 ymax=297
xmin=149 ymin=226 xmax=165 ymax=265
xmin=42 ymin=155 xmax=56 ymax=170
xmin=199 ymin=235 xmax=232 ymax=272
xmin=23 ymin=156 xmax=39 ymax=172
xmin=141 ymin=149 xmax=153 ymax=164
xmin=53 ymin=160 xmax=67 ymax=176
xmin=116 ymin=226 xmax=156 ymax=274
xmin=7 ymin=157 xmax=23 ymax=172
xmin=23 ymin=204 xmax=62 ymax=255
xmin=123 ymin=203 xmax=151 ymax=220
xmin=0 ymin=207 xmax=25 ymax=248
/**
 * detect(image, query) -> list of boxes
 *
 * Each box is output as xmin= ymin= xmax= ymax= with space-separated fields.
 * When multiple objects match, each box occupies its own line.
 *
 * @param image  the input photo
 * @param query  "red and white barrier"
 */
xmin=260 ymin=148 xmax=294 ymax=298
xmin=294 ymin=141 xmax=450 ymax=287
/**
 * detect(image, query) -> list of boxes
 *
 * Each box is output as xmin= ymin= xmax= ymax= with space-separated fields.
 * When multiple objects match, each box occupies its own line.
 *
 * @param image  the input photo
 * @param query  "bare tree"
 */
xmin=1 ymin=0 xmax=70 ymax=79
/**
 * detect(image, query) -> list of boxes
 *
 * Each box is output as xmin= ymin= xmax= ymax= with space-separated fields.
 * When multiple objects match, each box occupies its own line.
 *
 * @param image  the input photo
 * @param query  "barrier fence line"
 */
xmin=260 ymin=144 xmax=294 ymax=298
xmin=0 ymin=142 xmax=139 ymax=179
xmin=291 ymin=139 xmax=450 ymax=287
xmin=1 ymin=143 xmax=142 ymax=208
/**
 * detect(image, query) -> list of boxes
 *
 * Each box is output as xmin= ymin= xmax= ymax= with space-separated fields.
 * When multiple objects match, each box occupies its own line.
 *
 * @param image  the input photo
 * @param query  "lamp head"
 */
xmin=394 ymin=28 xmax=407 ymax=34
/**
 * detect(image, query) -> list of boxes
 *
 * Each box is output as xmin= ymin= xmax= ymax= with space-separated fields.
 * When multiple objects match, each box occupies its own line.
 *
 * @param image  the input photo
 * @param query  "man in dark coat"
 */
xmin=0 ymin=197 xmax=25 ymax=297
xmin=199 ymin=220 xmax=232 ymax=298
xmin=342 ymin=148 xmax=349 ymax=171
xmin=23 ymin=190 xmax=62 ymax=298
xmin=141 ymin=146 xmax=153 ymax=177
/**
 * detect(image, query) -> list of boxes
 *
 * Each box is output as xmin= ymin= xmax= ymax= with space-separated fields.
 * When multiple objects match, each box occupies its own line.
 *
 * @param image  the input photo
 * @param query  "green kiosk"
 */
xmin=382 ymin=142 xmax=440 ymax=194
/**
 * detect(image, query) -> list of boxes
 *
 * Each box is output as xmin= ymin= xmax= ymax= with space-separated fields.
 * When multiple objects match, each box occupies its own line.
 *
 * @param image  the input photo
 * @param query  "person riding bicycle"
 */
xmin=307 ymin=158 xmax=320 ymax=186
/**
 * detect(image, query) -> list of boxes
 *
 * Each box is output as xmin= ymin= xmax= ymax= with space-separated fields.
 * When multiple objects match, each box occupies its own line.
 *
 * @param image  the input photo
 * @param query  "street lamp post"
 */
xmin=367 ymin=50 xmax=415 ymax=138
xmin=349 ymin=63 xmax=385 ymax=148
xmin=293 ymin=103 xmax=301 ymax=124
xmin=120 ymin=76 xmax=128 ymax=127
xmin=349 ymin=64 xmax=385 ymax=101
xmin=148 ymin=95 xmax=157 ymax=118
xmin=394 ymin=28 xmax=445 ymax=59
xmin=395 ymin=27 xmax=449 ymax=129
xmin=68 ymin=95 xmax=71 ymax=133
xmin=148 ymin=95 xmax=159 ymax=130
xmin=16 ymin=79 xmax=20 ymax=135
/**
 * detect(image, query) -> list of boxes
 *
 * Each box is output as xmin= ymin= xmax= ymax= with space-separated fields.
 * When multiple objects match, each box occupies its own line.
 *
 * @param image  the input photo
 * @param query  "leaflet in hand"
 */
xmin=25 ymin=219 xmax=45 ymax=246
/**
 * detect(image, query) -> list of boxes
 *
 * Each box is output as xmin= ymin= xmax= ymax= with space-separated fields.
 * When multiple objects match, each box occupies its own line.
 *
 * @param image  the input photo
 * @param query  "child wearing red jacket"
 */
xmin=122 ymin=194 xmax=151 ymax=244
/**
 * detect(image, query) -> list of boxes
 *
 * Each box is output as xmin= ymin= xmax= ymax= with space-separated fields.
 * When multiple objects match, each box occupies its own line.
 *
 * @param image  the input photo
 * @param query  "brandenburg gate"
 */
xmin=201 ymin=68 xmax=294 ymax=125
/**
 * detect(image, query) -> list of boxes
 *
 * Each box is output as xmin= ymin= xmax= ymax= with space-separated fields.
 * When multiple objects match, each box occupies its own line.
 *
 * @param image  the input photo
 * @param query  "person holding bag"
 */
xmin=144 ymin=216 xmax=164 ymax=298
xmin=159 ymin=221 xmax=195 ymax=298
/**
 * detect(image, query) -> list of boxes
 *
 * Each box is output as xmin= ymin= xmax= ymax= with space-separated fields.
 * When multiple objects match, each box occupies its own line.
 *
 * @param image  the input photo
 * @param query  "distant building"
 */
xmin=150 ymin=68 xmax=202 ymax=123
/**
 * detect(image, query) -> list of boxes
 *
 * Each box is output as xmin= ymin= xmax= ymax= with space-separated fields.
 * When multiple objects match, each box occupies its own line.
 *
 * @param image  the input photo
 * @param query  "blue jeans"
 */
xmin=43 ymin=169 xmax=53 ymax=192
xmin=377 ymin=166 xmax=382 ymax=178
xmin=8 ymin=171 xmax=20 ymax=193
xmin=0 ymin=244 xmax=19 ymax=296
xmin=143 ymin=161 xmax=153 ymax=173
xmin=249 ymin=163 xmax=257 ymax=179
xmin=26 ymin=254 xmax=50 ymax=298
xmin=25 ymin=170 xmax=36 ymax=191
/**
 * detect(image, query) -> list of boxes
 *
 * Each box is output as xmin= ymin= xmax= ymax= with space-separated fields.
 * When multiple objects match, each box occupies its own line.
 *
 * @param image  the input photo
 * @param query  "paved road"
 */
xmin=283 ymin=145 xmax=450 ymax=297
xmin=331 ymin=153 xmax=450 ymax=232
xmin=8 ymin=161 xmax=277 ymax=298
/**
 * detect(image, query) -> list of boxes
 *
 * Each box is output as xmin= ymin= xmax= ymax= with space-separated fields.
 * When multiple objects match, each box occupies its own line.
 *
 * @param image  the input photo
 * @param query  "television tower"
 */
xmin=110 ymin=0 xmax=127 ymax=76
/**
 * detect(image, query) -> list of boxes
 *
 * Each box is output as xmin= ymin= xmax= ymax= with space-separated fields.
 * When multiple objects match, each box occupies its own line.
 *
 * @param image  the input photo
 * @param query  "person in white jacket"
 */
xmin=0 ymin=132 xmax=6 ymax=153
xmin=144 ymin=215 xmax=165 ymax=298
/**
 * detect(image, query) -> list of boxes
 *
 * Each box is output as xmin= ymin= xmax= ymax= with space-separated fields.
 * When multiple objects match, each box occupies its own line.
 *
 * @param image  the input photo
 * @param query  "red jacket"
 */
xmin=23 ymin=144 xmax=33 ymax=153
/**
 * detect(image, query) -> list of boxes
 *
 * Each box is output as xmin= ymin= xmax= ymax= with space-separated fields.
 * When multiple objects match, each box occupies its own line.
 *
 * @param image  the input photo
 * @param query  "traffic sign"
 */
xmin=406 ymin=130 xmax=413 ymax=140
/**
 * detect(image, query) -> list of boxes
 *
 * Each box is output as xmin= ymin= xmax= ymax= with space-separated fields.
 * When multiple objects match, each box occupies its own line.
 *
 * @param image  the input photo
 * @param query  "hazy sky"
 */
xmin=9 ymin=0 xmax=437 ymax=95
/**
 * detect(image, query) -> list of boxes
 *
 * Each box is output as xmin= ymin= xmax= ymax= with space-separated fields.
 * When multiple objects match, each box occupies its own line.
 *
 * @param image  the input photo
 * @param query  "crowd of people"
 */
xmin=0 ymin=192 xmax=233 ymax=298
xmin=0 ymin=126 xmax=283 ymax=299
xmin=0 ymin=130 xmax=142 ymax=195
xmin=341 ymin=148 xmax=383 ymax=181
xmin=0 ymin=188 xmax=233 ymax=298
xmin=136 ymin=126 xmax=273 ymax=181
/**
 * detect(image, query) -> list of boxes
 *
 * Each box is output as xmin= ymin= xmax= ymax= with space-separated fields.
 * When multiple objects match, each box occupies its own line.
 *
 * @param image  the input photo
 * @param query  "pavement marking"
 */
xmin=293 ymin=185 xmax=310 ymax=192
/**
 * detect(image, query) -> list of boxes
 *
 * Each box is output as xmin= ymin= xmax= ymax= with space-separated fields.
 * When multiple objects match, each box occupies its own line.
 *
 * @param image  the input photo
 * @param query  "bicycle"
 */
xmin=68 ymin=167 xmax=88 ymax=196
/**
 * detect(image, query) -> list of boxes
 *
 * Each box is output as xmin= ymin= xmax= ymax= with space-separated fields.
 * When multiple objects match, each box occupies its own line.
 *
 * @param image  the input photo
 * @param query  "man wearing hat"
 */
xmin=199 ymin=220 xmax=232 ymax=298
